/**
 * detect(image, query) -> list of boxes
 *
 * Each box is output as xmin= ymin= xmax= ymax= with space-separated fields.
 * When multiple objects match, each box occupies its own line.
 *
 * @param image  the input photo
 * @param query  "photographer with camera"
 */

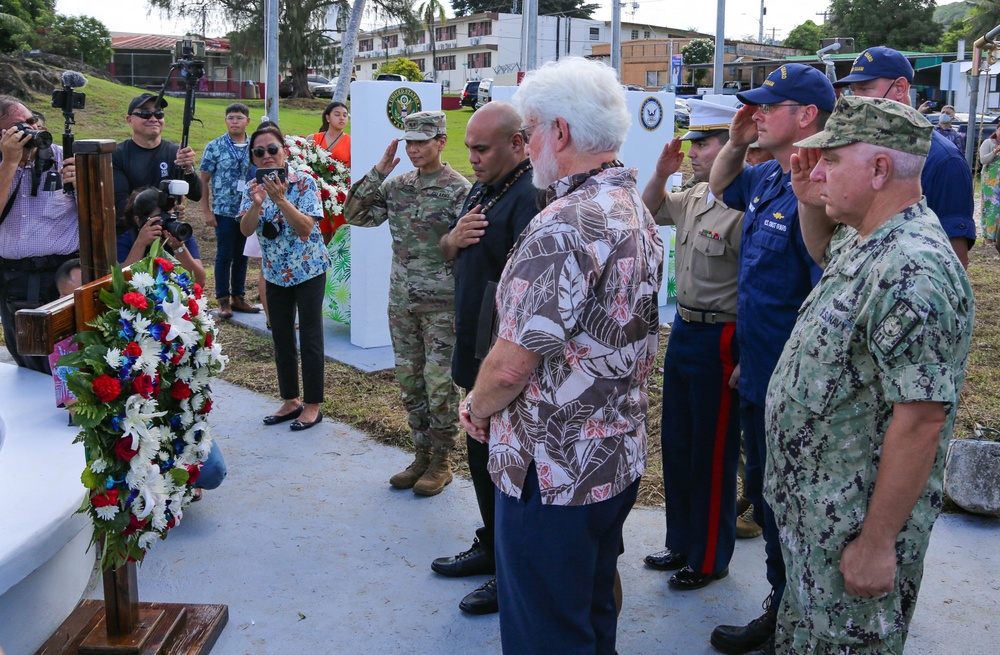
xmin=112 ymin=93 xmax=202 ymax=221
xmin=0 ymin=95 xmax=79 ymax=373
xmin=117 ymin=185 xmax=206 ymax=287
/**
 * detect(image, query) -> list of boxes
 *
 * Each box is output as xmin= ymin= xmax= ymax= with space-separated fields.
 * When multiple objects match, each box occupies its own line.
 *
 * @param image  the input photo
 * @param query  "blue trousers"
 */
xmin=495 ymin=462 xmax=638 ymax=655
xmin=213 ymin=215 xmax=248 ymax=299
xmin=741 ymin=398 xmax=785 ymax=605
xmin=661 ymin=316 xmax=740 ymax=575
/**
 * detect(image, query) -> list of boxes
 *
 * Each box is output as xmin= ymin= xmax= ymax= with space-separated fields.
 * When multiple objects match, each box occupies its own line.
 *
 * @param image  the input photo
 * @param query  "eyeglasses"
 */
xmin=758 ymin=103 xmax=805 ymax=115
xmin=518 ymin=122 xmax=547 ymax=144
xmin=226 ymin=115 xmax=249 ymax=122
xmin=252 ymin=144 xmax=282 ymax=158
xmin=131 ymin=110 xmax=165 ymax=120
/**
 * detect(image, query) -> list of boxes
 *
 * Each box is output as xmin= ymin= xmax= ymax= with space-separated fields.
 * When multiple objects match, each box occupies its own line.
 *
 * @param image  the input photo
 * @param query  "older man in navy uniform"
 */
xmin=641 ymin=101 xmax=744 ymax=591
xmin=708 ymin=64 xmax=834 ymax=655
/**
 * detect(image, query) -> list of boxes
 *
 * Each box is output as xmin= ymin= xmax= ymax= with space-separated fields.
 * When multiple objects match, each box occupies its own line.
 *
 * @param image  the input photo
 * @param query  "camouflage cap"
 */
xmin=402 ymin=111 xmax=446 ymax=141
xmin=793 ymin=96 xmax=931 ymax=157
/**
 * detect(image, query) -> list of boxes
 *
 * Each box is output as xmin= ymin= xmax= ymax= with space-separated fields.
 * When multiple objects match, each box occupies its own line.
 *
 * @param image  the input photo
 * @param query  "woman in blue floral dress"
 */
xmin=239 ymin=123 xmax=330 ymax=431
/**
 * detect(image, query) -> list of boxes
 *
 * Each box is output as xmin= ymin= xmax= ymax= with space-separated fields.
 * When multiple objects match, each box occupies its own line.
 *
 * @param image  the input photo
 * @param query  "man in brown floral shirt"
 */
xmin=461 ymin=57 xmax=664 ymax=655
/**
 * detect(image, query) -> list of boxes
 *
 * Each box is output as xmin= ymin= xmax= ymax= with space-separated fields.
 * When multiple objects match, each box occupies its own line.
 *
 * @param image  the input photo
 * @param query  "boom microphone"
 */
xmin=61 ymin=70 xmax=88 ymax=89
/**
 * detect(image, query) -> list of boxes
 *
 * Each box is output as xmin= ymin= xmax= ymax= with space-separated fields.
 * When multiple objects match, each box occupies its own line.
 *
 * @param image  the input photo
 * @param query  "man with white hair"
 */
xmin=460 ymin=57 xmax=663 ymax=654
xmin=777 ymin=96 xmax=973 ymax=652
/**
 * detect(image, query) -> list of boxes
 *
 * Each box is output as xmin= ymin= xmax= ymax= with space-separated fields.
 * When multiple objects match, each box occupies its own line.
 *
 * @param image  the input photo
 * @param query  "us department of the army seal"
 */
xmin=640 ymin=96 xmax=663 ymax=131
xmin=387 ymin=88 xmax=422 ymax=130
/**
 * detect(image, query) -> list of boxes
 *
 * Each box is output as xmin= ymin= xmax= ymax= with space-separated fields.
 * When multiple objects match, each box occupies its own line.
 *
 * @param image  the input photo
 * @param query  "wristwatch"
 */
xmin=466 ymin=393 xmax=488 ymax=421
xmin=175 ymin=245 xmax=185 ymax=254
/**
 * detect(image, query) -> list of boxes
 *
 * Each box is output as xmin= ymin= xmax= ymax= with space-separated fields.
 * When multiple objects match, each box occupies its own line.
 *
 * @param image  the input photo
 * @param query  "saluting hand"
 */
xmin=790 ymin=148 xmax=824 ymax=209
xmin=653 ymin=138 xmax=685 ymax=180
xmin=729 ymin=104 xmax=760 ymax=148
xmin=375 ymin=138 xmax=401 ymax=175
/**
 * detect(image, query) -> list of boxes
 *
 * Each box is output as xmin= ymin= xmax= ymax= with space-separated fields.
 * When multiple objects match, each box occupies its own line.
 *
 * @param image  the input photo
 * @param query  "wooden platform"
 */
xmin=36 ymin=600 xmax=227 ymax=655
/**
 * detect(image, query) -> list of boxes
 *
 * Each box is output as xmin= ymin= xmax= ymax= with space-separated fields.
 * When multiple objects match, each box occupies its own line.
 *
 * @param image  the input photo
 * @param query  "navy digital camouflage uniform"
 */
xmin=766 ymin=98 xmax=975 ymax=653
xmin=344 ymin=160 xmax=471 ymax=453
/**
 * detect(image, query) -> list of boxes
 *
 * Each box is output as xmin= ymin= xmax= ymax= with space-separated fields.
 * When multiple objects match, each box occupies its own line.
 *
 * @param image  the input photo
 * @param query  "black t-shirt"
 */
xmin=451 ymin=160 xmax=536 ymax=390
xmin=112 ymin=139 xmax=202 ymax=221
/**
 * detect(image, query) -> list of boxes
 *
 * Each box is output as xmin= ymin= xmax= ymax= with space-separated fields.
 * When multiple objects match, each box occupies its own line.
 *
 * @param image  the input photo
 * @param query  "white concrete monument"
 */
xmin=348 ymin=81 xmax=442 ymax=348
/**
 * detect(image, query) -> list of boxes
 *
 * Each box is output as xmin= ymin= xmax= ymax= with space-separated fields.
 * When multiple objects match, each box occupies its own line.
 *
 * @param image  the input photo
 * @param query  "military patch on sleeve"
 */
xmin=872 ymin=298 xmax=921 ymax=357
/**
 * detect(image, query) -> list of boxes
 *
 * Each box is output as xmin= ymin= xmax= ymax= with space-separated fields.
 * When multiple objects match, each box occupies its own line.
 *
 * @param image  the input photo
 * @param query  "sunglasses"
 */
xmin=252 ymin=144 xmax=282 ymax=158
xmin=131 ymin=110 xmax=165 ymax=120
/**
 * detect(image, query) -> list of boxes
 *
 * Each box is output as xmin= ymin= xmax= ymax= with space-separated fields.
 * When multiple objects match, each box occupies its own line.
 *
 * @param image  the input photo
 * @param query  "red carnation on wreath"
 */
xmin=92 ymin=374 xmax=122 ymax=402
xmin=132 ymin=373 xmax=156 ymax=398
xmin=122 ymin=292 xmax=148 ymax=310
xmin=124 ymin=342 xmax=142 ymax=357
xmin=193 ymin=283 xmax=203 ymax=299
xmin=114 ymin=437 xmax=139 ymax=461
xmin=171 ymin=379 xmax=192 ymax=401
xmin=91 ymin=488 xmax=119 ymax=508
xmin=187 ymin=297 xmax=200 ymax=317
xmin=199 ymin=398 xmax=213 ymax=415
xmin=154 ymin=257 xmax=174 ymax=273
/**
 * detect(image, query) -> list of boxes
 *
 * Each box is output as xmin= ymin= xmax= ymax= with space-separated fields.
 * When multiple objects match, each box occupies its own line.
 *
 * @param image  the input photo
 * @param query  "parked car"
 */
xmin=475 ymin=78 xmax=493 ymax=110
xmin=375 ymin=73 xmax=405 ymax=81
xmin=622 ymin=84 xmax=646 ymax=92
xmin=674 ymin=98 xmax=691 ymax=128
xmin=927 ymin=112 xmax=1000 ymax=145
xmin=659 ymin=84 xmax=701 ymax=100
xmin=461 ymin=80 xmax=481 ymax=109
xmin=278 ymin=74 xmax=331 ymax=98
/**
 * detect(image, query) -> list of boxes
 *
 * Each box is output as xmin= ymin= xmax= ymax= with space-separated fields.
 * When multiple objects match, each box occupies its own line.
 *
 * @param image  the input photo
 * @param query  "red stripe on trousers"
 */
xmin=702 ymin=321 xmax=737 ymax=574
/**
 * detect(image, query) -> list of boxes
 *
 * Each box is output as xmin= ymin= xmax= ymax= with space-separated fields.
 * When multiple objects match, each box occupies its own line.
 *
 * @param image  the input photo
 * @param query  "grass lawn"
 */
xmin=11 ymin=75 xmax=1000 ymax=510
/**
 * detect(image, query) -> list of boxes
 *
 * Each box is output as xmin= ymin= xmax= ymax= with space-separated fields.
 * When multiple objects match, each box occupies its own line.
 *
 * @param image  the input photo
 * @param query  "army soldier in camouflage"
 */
xmin=770 ymin=96 xmax=974 ymax=653
xmin=344 ymin=111 xmax=472 ymax=496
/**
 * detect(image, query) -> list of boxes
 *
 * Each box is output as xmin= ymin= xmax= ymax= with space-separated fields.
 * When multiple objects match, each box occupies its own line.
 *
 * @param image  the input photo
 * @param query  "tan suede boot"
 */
xmin=413 ymin=449 xmax=453 ymax=497
xmin=389 ymin=446 xmax=432 ymax=490
xmin=217 ymin=296 xmax=233 ymax=319
xmin=230 ymin=294 xmax=261 ymax=313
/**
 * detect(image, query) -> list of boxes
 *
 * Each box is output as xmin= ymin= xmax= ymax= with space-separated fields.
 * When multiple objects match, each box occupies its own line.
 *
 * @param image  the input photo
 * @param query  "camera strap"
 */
xmin=0 ymin=172 xmax=24 ymax=228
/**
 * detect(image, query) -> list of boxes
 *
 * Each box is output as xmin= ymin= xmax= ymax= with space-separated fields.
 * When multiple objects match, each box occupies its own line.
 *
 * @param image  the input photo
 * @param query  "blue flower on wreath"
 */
xmin=149 ymin=323 xmax=169 ymax=342
xmin=111 ymin=414 xmax=125 ymax=431
xmin=126 ymin=489 xmax=139 ymax=505
xmin=159 ymin=458 xmax=175 ymax=473
xmin=118 ymin=318 xmax=135 ymax=341
xmin=170 ymin=414 xmax=182 ymax=431
xmin=174 ymin=271 xmax=192 ymax=291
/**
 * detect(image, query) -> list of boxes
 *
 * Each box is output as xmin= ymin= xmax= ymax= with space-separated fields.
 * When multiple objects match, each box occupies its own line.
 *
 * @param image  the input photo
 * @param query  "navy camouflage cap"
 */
xmin=737 ymin=64 xmax=835 ymax=113
xmin=794 ymin=96 xmax=932 ymax=157
xmin=834 ymin=46 xmax=914 ymax=88
xmin=402 ymin=111 xmax=446 ymax=141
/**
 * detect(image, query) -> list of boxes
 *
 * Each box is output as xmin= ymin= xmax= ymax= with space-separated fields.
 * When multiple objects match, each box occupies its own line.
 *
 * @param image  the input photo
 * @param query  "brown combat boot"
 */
xmin=230 ymin=294 xmax=261 ymax=313
xmin=413 ymin=449 xmax=453 ymax=497
xmin=389 ymin=446 xmax=432 ymax=490
xmin=217 ymin=297 xmax=233 ymax=319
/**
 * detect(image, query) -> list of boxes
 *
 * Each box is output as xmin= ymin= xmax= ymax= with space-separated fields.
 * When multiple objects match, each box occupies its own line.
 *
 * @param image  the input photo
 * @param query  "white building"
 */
xmin=345 ymin=12 xmax=709 ymax=91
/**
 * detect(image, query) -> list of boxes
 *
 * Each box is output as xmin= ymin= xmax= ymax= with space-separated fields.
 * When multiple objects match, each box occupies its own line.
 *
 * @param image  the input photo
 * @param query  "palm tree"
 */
xmin=967 ymin=0 xmax=1000 ymax=41
xmin=417 ymin=0 xmax=446 ymax=83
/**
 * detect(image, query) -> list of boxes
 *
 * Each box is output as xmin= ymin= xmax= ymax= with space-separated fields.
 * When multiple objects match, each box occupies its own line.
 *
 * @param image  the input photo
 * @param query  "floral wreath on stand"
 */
xmin=59 ymin=242 xmax=228 ymax=571
xmin=284 ymin=135 xmax=351 ymax=217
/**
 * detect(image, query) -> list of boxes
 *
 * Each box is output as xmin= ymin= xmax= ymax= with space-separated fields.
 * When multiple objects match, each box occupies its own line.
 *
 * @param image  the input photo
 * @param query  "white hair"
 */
xmin=514 ymin=57 xmax=630 ymax=155
xmin=857 ymin=143 xmax=925 ymax=180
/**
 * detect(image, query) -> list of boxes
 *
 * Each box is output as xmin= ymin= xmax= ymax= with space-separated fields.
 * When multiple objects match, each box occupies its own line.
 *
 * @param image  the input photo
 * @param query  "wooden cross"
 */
xmin=16 ymin=140 xmax=227 ymax=654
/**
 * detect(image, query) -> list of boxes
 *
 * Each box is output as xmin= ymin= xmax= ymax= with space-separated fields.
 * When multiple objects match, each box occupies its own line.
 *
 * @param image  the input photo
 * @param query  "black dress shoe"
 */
xmin=431 ymin=538 xmax=495 ymax=578
xmin=710 ymin=601 xmax=777 ymax=654
xmin=668 ymin=565 xmax=729 ymax=591
xmin=262 ymin=405 xmax=303 ymax=425
xmin=459 ymin=576 xmax=498 ymax=615
xmin=643 ymin=548 xmax=688 ymax=571
xmin=289 ymin=411 xmax=323 ymax=432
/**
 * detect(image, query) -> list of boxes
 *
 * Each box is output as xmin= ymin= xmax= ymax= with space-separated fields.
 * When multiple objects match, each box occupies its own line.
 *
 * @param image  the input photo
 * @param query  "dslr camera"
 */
xmin=134 ymin=180 xmax=194 ymax=242
xmin=13 ymin=122 xmax=53 ymax=149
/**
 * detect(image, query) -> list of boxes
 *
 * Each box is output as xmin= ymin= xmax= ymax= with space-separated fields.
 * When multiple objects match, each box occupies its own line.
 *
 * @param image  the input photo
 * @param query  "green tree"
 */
xmin=450 ymin=0 xmax=599 ymax=19
xmin=416 ymin=0 xmax=446 ymax=83
xmin=783 ymin=19 xmax=825 ymax=52
xmin=149 ymin=0 xmax=414 ymax=99
xmin=39 ymin=15 xmax=114 ymax=67
xmin=0 ymin=0 xmax=54 ymax=53
xmin=939 ymin=17 xmax=970 ymax=50
xmin=375 ymin=57 xmax=423 ymax=80
xmin=826 ymin=0 xmax=942 ymax=51
xmin=966 ymin=0 xmax=1000 ymax=40
xmin=681 ymin=38 xmax=713 ymax=86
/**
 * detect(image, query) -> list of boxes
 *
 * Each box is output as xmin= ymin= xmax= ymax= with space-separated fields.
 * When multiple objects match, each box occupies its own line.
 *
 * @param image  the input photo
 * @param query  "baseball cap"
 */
xmin=402 ymin=111 xmax=446 ymax=141
xmin=737 ymin=64 xmax=836 ymax=113
xmin=128 ymin=93 xmax=167 ymax=115
xmin=833 ymin=46 xmax=914 ymax=88
xmin=793 ymin=96 xmax=932 ymax=157
xmin=680 ymin=100 xmax=738 ymax=140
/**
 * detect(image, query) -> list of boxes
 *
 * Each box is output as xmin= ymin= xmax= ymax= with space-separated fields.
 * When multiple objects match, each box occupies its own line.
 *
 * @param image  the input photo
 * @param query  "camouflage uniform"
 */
xmin=766 ymin=98 xmax=976 ymax=653
xmin=344 ymin=146 xmax=471 ymax=454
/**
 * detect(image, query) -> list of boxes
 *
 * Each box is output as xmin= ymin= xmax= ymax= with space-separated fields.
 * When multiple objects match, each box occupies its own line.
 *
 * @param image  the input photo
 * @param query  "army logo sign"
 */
xmin=387 ymin=88 xmax=422 ymax=130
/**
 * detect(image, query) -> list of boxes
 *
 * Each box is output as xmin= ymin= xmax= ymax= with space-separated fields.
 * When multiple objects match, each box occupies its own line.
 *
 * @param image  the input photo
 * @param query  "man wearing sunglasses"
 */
xmin=111 ymin=93 xmax=202 ymax=223
xmin=707 ymin=63 xmax=834 ymax=655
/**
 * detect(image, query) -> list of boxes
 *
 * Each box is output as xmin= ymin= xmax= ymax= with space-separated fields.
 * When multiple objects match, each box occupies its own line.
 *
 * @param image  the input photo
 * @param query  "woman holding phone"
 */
xmin=979 ymin=127 xmax=1000 ymax=244
xmin=239 ymin=123 xmax=330 ymax=431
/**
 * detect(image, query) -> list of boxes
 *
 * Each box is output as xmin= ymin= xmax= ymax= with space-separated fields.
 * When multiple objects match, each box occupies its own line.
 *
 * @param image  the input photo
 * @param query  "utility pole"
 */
xmin=264 ymin=0 xmax=279 ymax=123
xmin=525 ymin=0 xmax=538 ymax=71
xmin=612 ymin=0 xmax=622 ymax=75
xmin=713 ymin=0 xmax=724 ymax=93
xmin=759 ymin=0 xmax=765 ymax=44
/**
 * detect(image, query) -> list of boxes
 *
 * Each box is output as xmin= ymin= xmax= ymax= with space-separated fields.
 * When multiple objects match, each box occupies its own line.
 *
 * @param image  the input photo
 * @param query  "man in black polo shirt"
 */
xmin=112 ymin=93 xmax=202 ymax=221
xmin=432 ymin=101 xmax=535 ymax=615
